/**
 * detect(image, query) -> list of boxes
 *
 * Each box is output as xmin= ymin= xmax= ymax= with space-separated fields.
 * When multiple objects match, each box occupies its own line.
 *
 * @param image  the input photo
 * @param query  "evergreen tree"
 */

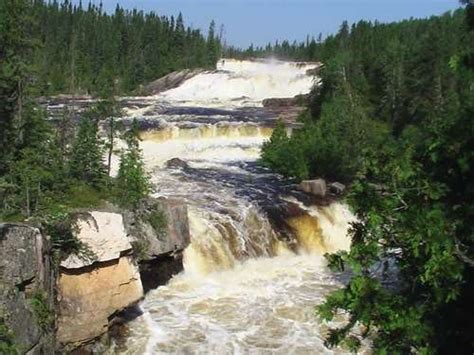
xmin=115 ymin=120 xmax=150 ymax=207
xmin=259 ymin=4 xmax=474 ymax=353
xmin=0 ymin=0 xmax=34 ymax=174
xmin=69 ymin=117 xmax=106 ymax=187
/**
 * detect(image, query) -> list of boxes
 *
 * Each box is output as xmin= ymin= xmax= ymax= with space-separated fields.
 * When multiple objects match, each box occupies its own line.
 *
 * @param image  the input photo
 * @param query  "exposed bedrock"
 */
xmin=140 ymin=68 xmax=205 ymax=95
xmin=55 ymin=197 xmax=190 ymax=351
xmin=57 ymin=212 xmax=143 ymax=349
xmin=123 ymin=197 xmax=190 ymax=293
xmin=0 ymin=223 xmax=55 ymax=354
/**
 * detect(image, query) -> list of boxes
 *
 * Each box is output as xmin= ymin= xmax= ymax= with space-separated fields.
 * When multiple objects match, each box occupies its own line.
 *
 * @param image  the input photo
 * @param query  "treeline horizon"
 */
xmin=225 ymin=8 xmax=466 ymax=62
xmin=27 ymin=0 xmax=222 ymax=96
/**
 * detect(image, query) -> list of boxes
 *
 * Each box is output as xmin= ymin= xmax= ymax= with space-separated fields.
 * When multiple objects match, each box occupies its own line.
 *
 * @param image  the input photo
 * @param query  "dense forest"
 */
xmin=2 ymin=0 xmax=474 ymax=353
xmin=22 ymin=0 xmax=221 ymax=95
xmin=0 ymin=1 xmax=184 ymax=233
xmin=261 ymin=3 xmax=474 ymax=354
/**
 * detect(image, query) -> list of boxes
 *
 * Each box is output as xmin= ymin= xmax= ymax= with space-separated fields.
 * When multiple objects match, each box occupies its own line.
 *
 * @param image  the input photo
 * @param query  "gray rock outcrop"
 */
xmin=299 ymin=179 xmax=327 ymax=197
xmin=328 ymin=182 xmax=346 ymax=195
xmin=123 ymin=197 xmax=190 ymax=292
xmin=124 ymin=197 xmax=190 ymax=260
xmin=141 ymin=69 xmax=205 ymax=95
xmin=0 ymin=224 xmax=55 ymax=354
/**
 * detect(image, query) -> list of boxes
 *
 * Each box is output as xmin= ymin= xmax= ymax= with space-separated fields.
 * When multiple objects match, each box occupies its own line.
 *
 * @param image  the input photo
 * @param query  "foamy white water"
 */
xmin=159 ymin=58 xmax=319 ymax=107
xmin=115 ymin=59 xmax=358 ymax=354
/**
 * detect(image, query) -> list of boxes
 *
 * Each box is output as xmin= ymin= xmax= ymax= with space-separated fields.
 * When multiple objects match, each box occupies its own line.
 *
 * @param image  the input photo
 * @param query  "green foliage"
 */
xmin=29 ymin=292 xmax=53 ymax=332
xmin=0 ymin=318 xmax=17 ymax=354
xmin=257 ymin=5 xmax=474 ymax=354
xmin=42 ymin=209 xmax=81 ymax=256
xmin=115 ymin=120 xmax=150 ymax=208
xmin=69 ymin=117 xmax=106 ymax=187
xmin=261 ymin=119 xmax=309 ymax=180
xmin=28 ymin=1 xmax=221 ymax=95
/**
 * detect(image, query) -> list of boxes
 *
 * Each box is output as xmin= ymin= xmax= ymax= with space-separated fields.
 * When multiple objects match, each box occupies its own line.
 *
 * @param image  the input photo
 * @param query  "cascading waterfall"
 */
xmin=159 ymin=58 xmax=319 ymax=107
xmin=114 ymin=59 xmax=357 ymax=354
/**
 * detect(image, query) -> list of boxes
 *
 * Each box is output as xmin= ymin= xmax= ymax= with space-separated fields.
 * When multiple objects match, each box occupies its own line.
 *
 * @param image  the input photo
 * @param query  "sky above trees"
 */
xmin=77 ymin=0 xmax=460 ymax=47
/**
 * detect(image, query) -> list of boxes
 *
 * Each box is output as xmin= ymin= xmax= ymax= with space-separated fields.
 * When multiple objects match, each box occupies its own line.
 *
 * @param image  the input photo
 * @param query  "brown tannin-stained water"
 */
xmin=113 ymin=59 xmax=357 ymax=354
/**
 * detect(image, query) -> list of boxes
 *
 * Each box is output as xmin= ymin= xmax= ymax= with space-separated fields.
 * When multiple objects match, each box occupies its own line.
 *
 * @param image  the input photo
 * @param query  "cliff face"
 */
xmin=124 ymin=197 xmax=190 ymax=293
xmin=0 ymin=224 xmax=55 ymax=354
xmin=0 ymin=198 xmax=191 ymax=352
xmin=56 ymin=212 xmax=144 ymax=348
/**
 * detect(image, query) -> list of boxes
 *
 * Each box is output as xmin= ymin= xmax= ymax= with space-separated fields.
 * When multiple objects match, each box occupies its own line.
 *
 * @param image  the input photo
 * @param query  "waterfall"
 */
xmin=159 ymin=58 xmax=319 ymax=107
xmin=113 ymin=59 xmax=358 ymax=354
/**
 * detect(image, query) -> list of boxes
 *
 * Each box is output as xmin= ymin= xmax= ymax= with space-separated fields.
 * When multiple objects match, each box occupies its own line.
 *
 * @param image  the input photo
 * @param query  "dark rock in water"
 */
xmin=0 ymin=223 xmax=55 ymax=354
xmin=141 ymin=68 xmax=205 ymax=95
xmin=166 ymin=157 xmax=189 ymax=169
xmin=328 ymin=182 xmax=346 ymax=195
xmin=299 ymin=179 xmax=327 ymax=197
xmin=262 ymin=97 xmax=295 ymax=107
xmin=139 ymin=252 xmax=184 ymax=294
xmin=262 ymin=94 xmax=308 ymax=108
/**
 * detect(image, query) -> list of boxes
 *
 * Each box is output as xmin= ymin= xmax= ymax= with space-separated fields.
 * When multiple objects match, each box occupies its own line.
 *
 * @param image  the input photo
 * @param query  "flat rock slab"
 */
xmin=61 ymin=212 xmax=132 ymax=269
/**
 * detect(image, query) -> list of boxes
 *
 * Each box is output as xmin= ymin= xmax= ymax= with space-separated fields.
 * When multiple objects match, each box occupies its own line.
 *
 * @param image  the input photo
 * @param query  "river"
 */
xmin=114 ymin=59 xmax=356 ymax=354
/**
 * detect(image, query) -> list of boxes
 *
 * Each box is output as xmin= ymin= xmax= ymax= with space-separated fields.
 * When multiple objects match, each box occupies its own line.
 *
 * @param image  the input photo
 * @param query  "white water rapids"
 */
xmin=115 ymin=59 xmax=358 ymax=354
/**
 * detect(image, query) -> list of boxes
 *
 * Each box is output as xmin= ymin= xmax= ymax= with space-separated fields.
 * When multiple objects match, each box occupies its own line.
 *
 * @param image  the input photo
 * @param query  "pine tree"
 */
xmin=0 ymin=0 xmax=34 ymax=174
xmin=115 ymin=119 xmax=149 ymax=207
xmin=69 ymin=117 xmax=106 ymax=187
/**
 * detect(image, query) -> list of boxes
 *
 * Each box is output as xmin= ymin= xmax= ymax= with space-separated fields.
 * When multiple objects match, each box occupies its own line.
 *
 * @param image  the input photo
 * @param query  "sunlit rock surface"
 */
xmin=57 ymin=212 xmax=143 ymax=346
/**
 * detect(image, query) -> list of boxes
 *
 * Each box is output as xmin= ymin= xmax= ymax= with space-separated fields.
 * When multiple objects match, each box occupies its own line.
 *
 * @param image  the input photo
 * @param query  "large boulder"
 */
xmin=165 ymin=157 xmax=189 ymax=170
xmin=299 ymin=179 xmax=327 ymax=197
xmin=123 ymin=198 xmax=191 ymax=293
xmin=0 ymin=224 xmax=55 ymax=354
xmin=57 ymin=212 xmax=143 ymax=347
xmin=124 ymin=197 xmax=190 ymax=260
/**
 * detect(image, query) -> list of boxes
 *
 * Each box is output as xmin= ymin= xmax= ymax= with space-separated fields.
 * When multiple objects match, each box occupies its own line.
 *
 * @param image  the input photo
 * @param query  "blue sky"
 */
xmin=87 ymin=0 xmax=461 ymax=48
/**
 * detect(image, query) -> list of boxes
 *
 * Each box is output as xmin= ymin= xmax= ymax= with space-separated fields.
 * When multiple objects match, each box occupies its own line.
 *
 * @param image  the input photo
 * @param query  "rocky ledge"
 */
xmin=0 ymin=197 xmax=190 ymax=353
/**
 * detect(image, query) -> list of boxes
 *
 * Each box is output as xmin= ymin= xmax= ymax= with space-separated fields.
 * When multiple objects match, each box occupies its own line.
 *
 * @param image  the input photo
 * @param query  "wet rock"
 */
xmin=0 ymin=223 xmax=55 ymax=354
xmin=57 ymin=212 xmax=143 ymax=347
xmin=166 ymin=157 xmax=189 ymax=169
xmin=305 ymin=66 xmax=321 ymax=76
xmin=141 ymin=68 xmax=205 ymax=95
xmin=139 ymin=252 xmax=184 ymax=293
xmin=328 ymin=182 xmax=346 ymax=195
xmin=262 ymin=94 xmax=308 ymax=108
xmin=262 ymin=97 xmax=297 ymax=107
xmin=299 ymin=179 xmax=327 ymax=197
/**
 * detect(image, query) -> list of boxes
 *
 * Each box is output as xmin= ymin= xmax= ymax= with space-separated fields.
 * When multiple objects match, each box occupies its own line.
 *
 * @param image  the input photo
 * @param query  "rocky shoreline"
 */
xmin=0 ymin=197 xmax=190 ymax=354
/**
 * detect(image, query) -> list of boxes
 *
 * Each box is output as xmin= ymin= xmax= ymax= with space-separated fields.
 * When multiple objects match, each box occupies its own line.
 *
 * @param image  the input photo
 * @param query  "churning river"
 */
xmin=115 ymin=59 xmax=356 ymax=354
